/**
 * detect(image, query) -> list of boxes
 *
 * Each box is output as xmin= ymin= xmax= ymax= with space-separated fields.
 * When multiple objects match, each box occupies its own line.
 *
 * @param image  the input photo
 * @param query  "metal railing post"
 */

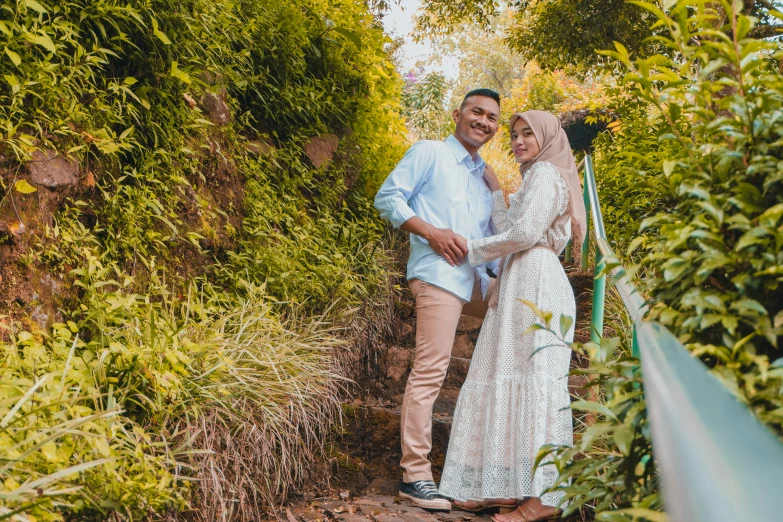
xmin=591 ymin=250 xmax=606 ymax=343
xmin=581 ymin=169 xmax=591 ymax=272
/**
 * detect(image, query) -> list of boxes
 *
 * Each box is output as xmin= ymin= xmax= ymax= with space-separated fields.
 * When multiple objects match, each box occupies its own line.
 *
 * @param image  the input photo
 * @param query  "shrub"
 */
xmin=0 ymin=0 xmax=405 ymax=518
xmin=547 ymin=0 xmax=783 ymax=519
xmin=1 ymin=253 xmax=344 ymax=520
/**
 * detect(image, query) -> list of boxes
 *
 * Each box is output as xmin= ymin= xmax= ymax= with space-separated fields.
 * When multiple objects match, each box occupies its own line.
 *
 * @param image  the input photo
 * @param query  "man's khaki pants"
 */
xmin=400 ymin=277 xmax=488 ymax=483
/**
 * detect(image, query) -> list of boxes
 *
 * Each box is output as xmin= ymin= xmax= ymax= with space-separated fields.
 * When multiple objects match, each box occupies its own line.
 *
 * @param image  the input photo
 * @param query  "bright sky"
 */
xmin=381 ymin=0 xmax=458 ymax=79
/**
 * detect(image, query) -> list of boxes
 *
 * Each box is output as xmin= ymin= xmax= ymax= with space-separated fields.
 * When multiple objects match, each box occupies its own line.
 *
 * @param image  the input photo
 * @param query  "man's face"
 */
xmin=452 ymin=95 xmax=500 ymax=150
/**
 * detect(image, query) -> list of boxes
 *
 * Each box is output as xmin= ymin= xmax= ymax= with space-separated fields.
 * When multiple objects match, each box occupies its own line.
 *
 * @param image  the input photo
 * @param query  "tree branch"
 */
xmin=748 ymin=23 xmax=783 ymax=39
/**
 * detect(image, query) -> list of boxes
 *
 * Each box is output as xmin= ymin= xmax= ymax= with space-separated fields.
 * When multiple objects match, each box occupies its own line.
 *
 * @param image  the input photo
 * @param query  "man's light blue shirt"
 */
xmin=374 ymin=135 xmax=497 ymax=302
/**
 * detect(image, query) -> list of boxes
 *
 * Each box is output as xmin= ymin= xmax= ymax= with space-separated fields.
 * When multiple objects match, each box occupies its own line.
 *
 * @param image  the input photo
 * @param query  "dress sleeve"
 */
xmin=489 ymin=190 xmax=513 ymax=233
xmin=468 ymin=163 xmax=567 ymax=267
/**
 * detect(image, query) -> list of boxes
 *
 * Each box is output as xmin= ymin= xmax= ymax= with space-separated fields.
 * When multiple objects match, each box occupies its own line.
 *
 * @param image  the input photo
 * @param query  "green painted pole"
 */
xmin=564 ymin=240 xmax=572 ymax=263
xmin=632 ymin=324 xmax=641 ymax=389
xmin=632 ymin=325 xmax=640 ymax=359
xmin=581 ymin=168 xmax=591 ymax=272
xmin=591 ymin=250 xmax=606 ymax=343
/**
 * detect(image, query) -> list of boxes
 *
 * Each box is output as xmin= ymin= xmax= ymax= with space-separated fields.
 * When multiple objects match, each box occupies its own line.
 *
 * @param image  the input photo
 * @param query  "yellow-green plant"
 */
xmin=1 ymin=1 xmax=406 ymax=519
xmin=539 ymin=1 xmax=783 ymax=520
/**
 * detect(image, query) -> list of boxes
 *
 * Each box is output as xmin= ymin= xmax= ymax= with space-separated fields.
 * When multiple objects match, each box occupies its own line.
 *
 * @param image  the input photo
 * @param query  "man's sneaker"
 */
xmin=399 ymin=480 xmax=451 ymax=511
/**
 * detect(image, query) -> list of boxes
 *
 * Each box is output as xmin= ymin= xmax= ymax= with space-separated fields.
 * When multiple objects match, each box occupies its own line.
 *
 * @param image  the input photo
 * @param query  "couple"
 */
xmin=374 ymin=88 xmax=587 ymax=522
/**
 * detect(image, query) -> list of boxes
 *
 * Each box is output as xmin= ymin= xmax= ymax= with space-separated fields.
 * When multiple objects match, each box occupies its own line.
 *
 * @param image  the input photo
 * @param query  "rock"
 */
xmin=433 ymin=388 xmax=459 ymax=415
xmin=451 ymin=334 xmax=474 ymax=359
xmin=201 ymin=90 xmax=230 ymax=125
xmin=401 ymin=512 xmax=440 ymax=522
xmin=246 ymin=139 xmax=275 ymax=157
xmin=385 ymin=347 xmax=412 ymax=382
xmin=338 ymin=514 xmax=369 ymax=522
xmin=28 ymin=149 xmax=78 ymax=191
xmin=456 ymin=315 xmax=483 ymax=334
xmin=444 ymin=357 xmax=470 ymax=389
xmin=374 ymin=514 xmax=401 ymax=522
xmin=304 ymin=134 xmax=339 ymax=169
xmin=568 ymin=374 xmax=591 ymax=399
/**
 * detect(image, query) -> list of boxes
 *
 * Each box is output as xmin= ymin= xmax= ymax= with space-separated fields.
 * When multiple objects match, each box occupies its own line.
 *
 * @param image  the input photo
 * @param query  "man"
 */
xmin=374 ymin=89 xmax=501 ymax=510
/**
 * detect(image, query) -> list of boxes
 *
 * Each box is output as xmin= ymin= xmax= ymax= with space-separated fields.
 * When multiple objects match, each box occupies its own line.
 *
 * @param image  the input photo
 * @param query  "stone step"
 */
xmin=338 ymin=390 xmax=457 ymax=485
xmin=279 ymin=492 xmax=586 ymax=522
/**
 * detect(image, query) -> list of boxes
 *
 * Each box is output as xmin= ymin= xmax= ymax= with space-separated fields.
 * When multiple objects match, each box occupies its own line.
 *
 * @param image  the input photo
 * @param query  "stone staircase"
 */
xmin=332 ymin=266 xmax=595 ymax=496
xmin=335 ymin=314 xmax=482 ymax=487
xmin=270 ymin=267 xmax=594 ymax=522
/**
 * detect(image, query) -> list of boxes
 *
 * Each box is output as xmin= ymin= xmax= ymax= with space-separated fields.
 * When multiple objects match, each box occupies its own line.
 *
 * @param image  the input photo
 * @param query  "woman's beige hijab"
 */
xmin=510 ymin=110 xmax=587 ymax=255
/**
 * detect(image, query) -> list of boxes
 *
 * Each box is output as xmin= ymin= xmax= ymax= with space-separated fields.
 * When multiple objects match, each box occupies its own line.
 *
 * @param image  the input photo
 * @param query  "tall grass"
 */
xmin=480 ymin=135 xmax=521 ymax=195
xmin=183 ymin=301 xmax=344 ymax=521
xmin=0 ymin=255 xmax=345 ymax=521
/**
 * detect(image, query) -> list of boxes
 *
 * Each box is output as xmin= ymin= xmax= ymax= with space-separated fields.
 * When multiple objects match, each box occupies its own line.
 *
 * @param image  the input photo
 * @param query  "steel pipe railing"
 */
xmin=575 ymin=154 xmax=783 ymax=522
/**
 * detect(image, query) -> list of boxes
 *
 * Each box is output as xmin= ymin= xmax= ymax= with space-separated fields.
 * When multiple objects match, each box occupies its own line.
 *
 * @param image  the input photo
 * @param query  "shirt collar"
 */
xmin=445 ymin=135 xmax=484 ymax=170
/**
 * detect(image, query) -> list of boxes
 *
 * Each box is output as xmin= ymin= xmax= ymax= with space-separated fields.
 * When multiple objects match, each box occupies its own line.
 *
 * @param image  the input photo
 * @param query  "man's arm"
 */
xmin=400 ymin=216 xmax=467 ymax=267
xmin=374 ymin=142 xmax=467 ymax=266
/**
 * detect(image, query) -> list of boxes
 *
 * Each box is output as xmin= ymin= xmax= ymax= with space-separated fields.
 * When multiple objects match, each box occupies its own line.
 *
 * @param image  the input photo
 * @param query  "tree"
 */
xmin=413 ymin=0 xmax=783 ymax=71
xmin=429 ymin=10 xmax=527 ymax=98
xmin=401 ymin=70 xmax=452 ymax=140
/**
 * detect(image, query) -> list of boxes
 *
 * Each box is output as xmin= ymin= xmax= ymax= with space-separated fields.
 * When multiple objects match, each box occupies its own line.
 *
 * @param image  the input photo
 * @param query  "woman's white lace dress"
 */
xmin=439 ymin=161 xmax=575 ymax=507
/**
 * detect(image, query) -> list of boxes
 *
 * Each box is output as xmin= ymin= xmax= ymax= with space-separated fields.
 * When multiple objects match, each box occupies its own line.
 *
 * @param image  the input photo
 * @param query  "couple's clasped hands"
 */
xmin=430 ymin=227 xmax=468 ymax=266
xmin=428 ymin=164 xmax=501 ymax=266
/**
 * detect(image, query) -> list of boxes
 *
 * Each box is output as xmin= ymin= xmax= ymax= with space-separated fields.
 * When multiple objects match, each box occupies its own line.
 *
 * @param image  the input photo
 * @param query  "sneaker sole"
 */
xmin=399 ymin=491 xmax=451 ymax=511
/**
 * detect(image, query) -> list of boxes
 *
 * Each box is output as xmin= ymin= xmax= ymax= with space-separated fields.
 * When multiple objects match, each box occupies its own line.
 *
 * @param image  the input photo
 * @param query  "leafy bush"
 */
xmin=547 ymin=0 xmax=783 ymax=519
xmin=0 ymin=0 xmax=405 ymax=519
xmin=608 ymin=0 xmax=783 ymax=428
xmin=592 ymin=102 xmax=678 ymax=259
xmin=1 ymin=253 xmax=343 ymax=520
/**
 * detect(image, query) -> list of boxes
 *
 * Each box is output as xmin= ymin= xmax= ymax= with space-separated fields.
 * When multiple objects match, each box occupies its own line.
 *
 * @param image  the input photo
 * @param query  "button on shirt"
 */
xmin=374 ymin=135 xmax=497 ymax=302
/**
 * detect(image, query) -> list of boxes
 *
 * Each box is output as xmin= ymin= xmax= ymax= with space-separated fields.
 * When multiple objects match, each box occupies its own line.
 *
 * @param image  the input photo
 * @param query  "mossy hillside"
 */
xmin=0 ymin=0 xmax=406 ymax=520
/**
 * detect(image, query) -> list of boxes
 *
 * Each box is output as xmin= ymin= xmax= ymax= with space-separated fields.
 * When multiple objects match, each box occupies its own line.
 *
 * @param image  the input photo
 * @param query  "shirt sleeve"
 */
xmin=467 ymin=163 xmax=567 ymax=267
xmin=374 ymin=141 xmax=434 ymax=228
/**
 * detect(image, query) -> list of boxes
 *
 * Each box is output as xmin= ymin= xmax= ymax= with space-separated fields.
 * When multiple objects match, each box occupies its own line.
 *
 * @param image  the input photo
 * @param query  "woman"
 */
xmin=439 ymin=111 xmax=587 ymax=522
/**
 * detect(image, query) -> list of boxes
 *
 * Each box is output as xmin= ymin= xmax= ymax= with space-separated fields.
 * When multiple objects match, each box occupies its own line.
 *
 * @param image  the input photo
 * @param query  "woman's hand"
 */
xmin=483 ymin=164 xmax=502 ymax=192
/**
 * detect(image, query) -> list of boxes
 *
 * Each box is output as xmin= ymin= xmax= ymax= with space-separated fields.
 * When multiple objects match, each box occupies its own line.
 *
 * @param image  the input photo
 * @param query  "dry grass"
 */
xmin=481 ymin=134 xmax=522 ymax=195
xmin=173 ymin=300 xmax=345 ymax=522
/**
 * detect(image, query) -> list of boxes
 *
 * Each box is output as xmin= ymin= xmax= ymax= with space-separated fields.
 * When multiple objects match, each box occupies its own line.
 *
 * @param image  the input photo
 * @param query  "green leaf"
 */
xmin=14 ymin=179 xmax=37 ymax=194
xmin=154 ymin=29 xmax=171 ymax=45
xmin=5 ymin=73 xmax=21 ymax=94
xmin=662 ymin=159 xmax=676 ymax=177
xmin=560 ymin=315 xmax=574 ymax=338
xmin=170 ymin=61 xmax=191 ymax=84
xmin=599 ymin=508 xmax=668 ymax=522
xmin=151 ymin=17 xmax=171 ymax=45
xmin=518 ymin=299 xmax=553 ymax=326
xmin=334 ymin=27 xmax=363 ymax=50
xmin=24 ymin=0 xmax=47 ymax=13
xmin=571 ymin=400 xmax=619 ymax=421
xmin=613 ymin=424 xmax=634 ymax=455
xmin=627 ymin=235 xmax=647 ymax=256
xmin=26 ymin=32 xmax=56 ymax=54
xmin=668 ymin=102 xmax=681 ymax=122
xmin=4 ymin=47 xmax=21 ymax=67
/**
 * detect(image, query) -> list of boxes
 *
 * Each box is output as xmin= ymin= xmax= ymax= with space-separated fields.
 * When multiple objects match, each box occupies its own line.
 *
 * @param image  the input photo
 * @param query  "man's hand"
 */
xmin=400 ymin=217 xmax=468 ymax=266
xmin=427 ymin=228 xmax=468 ymax=266
xmin=483 ymin=163 xmax=502 ymax=192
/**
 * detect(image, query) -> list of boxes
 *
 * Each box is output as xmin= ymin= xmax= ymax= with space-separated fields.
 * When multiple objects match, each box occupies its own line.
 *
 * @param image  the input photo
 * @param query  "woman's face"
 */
xmin=510 ymin=117 xmax=540 ymax=163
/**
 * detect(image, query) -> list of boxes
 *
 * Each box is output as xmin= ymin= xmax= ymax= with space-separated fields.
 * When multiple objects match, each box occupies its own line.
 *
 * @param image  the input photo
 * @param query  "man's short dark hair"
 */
xmin=461 ymin=88 xmax=501 ymax=109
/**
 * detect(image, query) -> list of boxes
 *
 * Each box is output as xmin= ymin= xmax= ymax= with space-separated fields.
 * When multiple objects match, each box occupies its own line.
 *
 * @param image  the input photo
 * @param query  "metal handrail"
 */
xmin=577 ymin=154 xmax=783 ymax=522
xmin=581 ymin=157 xmax=648 ymax=323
